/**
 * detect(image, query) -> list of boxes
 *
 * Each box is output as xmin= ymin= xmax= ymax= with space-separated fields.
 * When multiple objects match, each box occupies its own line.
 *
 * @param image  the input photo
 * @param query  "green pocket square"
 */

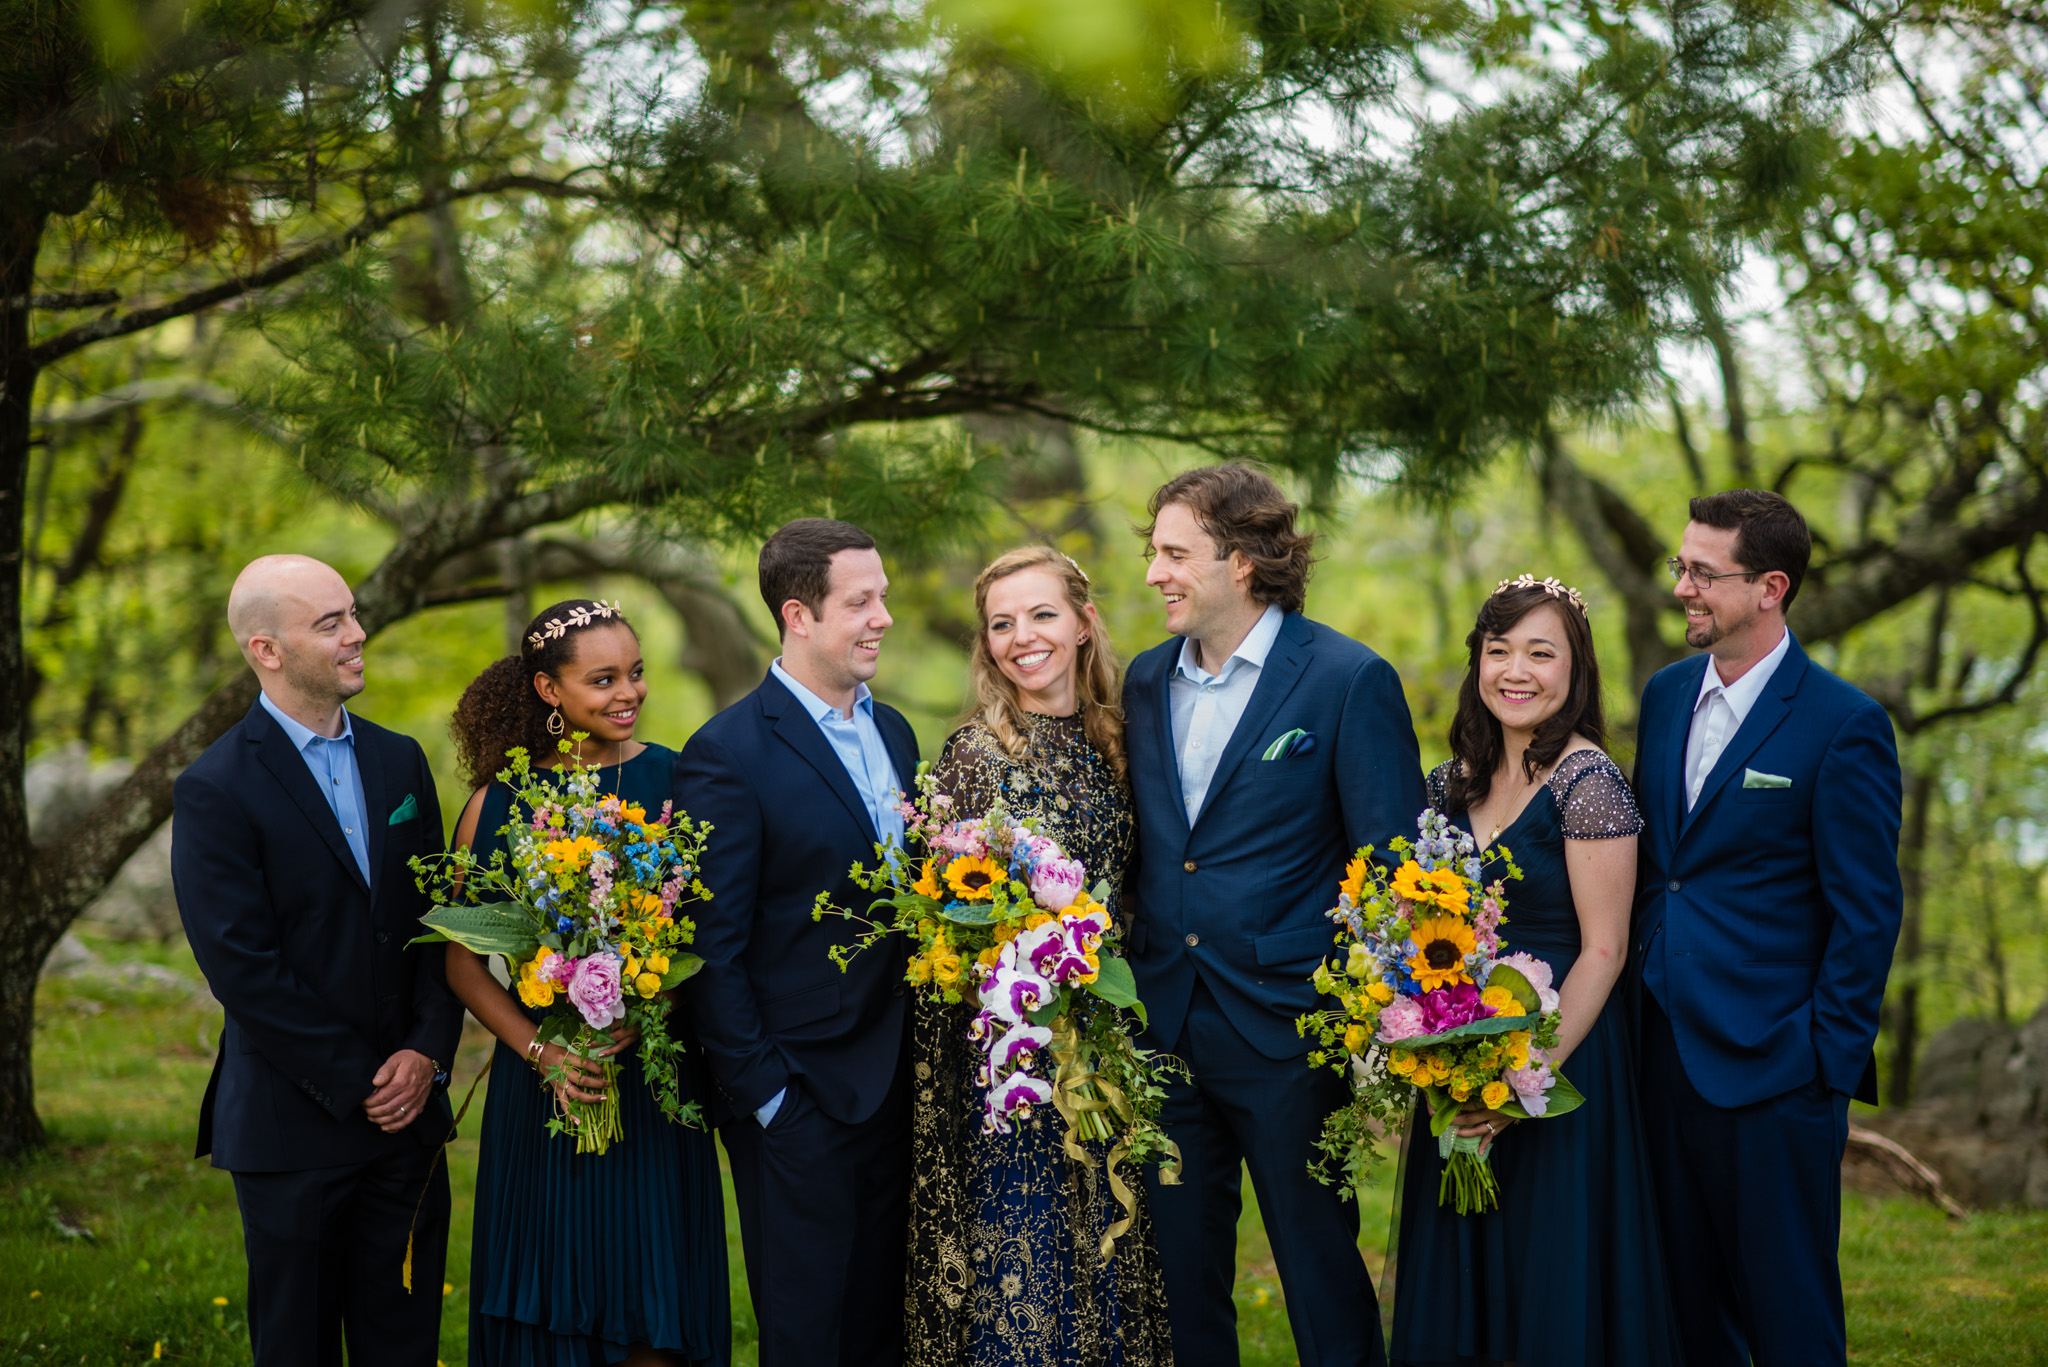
xmin=388 ymin=794 xmax=420 ymax=824
xmin=1261 ymin=728 xmax=1308 ymax=761
xmin=1742 ymin=769 xmax=1792 ymax=789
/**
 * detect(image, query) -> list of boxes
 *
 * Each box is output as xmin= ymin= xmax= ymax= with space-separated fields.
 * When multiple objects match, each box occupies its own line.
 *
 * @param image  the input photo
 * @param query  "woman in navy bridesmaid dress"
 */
xmin=1389 ymin=578 xmax=1676 ymax=1367
xmin=445 ymin=600 xmax=729 ymax=1367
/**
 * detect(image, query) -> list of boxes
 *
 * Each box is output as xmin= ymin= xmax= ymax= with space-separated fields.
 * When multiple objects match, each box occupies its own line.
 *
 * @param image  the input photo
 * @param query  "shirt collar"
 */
xmin=259 ymin=688 xmax=355 ymax=752
xmin=1176 ymin=603 xmax=1286 ymax=685
xmin=771 ymin=658 xmax=874 ymax=723
xmin=1696 ymin=627 xmax=1792 ymax=720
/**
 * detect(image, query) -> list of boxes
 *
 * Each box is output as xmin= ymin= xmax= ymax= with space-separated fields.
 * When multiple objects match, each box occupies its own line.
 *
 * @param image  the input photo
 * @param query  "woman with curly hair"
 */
xmin=447 ymin=599 xmax=729 ymax=1367
xmin=905 ymin=546 xmax=1174 ymax=1367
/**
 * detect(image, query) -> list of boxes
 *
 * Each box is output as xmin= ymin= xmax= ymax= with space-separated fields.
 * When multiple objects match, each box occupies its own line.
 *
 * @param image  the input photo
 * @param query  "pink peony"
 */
xmin=566 ymin=953 xmax=626 ymax=1029
xmin=1493 ymin=952 xmax=1559 ymax=1013
xmin=1030 ymin=856 xmax=1087 ymax=912
xmin=1416 ymin=982 xmax=1490 ymax=1035
xmin=1375 ymin=996 xmax=1427 ymax=1043
xmin=1505 ymin=1057 xmax=1556 ymax=1116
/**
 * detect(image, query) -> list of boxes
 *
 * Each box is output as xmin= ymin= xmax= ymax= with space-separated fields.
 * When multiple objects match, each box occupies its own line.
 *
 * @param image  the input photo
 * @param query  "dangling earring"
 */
xmin=547 ymin=707 xmax=566 ymax=736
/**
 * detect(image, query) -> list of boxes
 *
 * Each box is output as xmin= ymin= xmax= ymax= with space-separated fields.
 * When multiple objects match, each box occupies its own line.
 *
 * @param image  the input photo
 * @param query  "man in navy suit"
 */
xmin=1633 ymin=490 xmax=1903 ymax=1367
xmin=1124 ymin=466 xmax=1425 ymax=1367
xmin=675 ymin=518 xmax=920 ymax=1367
xmin=173 ymin=555 xmax=460 ymax=1366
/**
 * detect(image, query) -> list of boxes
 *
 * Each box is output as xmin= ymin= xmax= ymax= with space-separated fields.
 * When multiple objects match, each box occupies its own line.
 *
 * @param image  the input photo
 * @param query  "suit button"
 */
xmin=1667 ymin=880 xmax=1681 ymax=893
xmin=1184 ymin=860 xmax=1197 ymax=873
xmin=1184 ymin=933 xmax=1200 ymax=948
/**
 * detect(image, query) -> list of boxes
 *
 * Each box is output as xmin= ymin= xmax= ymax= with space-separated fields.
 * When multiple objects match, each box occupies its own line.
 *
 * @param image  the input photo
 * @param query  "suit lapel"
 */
xmin=357 ymin=724 xmax=389 ymax=899
xmin=1677 ymin=642 xmax=1807 ymax=842
xmin=764 ymin=681 xmax=879 ymax=844
xmin=1192 ymin=615 xmax=1313 ymax=834
xmin=1148 ymin=647 xmax=1190 ymax=838
xmin=250 ymin=705 xmax=370 ymax=892
xmin=1667 ymin=656 xmax=1708 ymax=840
xmin=877 ymin=707 xmax=917 ymax=805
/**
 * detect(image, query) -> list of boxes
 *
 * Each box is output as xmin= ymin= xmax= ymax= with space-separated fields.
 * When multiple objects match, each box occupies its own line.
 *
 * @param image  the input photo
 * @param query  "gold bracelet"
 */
xmin=525 ymin=1035 xmax=547 ymax=1072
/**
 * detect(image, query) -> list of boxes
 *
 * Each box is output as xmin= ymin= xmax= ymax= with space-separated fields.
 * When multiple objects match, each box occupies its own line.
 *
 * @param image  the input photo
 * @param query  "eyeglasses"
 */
xmin=1666 ymin=558 xmax=1762 ymax=589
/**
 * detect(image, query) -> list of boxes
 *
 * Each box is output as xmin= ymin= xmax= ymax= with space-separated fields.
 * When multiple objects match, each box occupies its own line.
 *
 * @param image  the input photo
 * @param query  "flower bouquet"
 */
xmin=814 ymin=763 xmax=1183 ymax=1259
xmin=1298 ymin=810 xmax=1582 ymax=1213
xmin=411 ymin=745 xmax=710 ymax=1154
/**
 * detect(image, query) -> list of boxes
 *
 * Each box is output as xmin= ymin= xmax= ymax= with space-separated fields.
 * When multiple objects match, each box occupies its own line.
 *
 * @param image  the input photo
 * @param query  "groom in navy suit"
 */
xmin=173 ymin=555 xmax=460 ymax=1366
xmin=1125 ymin=465 xmax=1425 ymax=1367
xmin=1633 ymin=490 xmax=1903 ymax=1367
xmin=675 ymin=518 xmax=919 ymax=1367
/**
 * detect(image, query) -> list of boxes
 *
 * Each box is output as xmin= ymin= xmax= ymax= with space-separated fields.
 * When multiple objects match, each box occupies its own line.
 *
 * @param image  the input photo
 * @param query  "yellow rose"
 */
xmin=1448 ymin=1078 xmax=1474 ymax=1103
xmin=1366 ymin=980 xmax=1395 ymax=1004
xmin=635 ymin=972 xmax=662 ymax=998
xmin=931 ymin=948 xmax=964 ymax=985
xmin=1342 ymin=1024 xmax=1368 ymax=1054
xmin=977 ymin=945 xmax=1003 ymax=969
xmin=1507 ymin=1031 xmax=1532 ymax=1070
xmin=908 ymin=955 xmax=934 ymax=985
xmin=1482 ymin=1080 xmax=1511 ymax=1110
xmin=1023 ymin=911 xmax=1055 ymax=931
xmin=516 ymin=952 xmax=558 ymax=1008
xmin=1388 ymin=1049 xmax=1418 ymax=1076
xmin=1480 ymin=985 xmax=1518 ymax=1015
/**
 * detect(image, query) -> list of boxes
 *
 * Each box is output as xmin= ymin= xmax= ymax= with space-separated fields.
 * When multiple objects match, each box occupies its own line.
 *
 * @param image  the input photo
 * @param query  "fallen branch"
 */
xmin=1845 ymin=1125 xmax=1968 ymax=1220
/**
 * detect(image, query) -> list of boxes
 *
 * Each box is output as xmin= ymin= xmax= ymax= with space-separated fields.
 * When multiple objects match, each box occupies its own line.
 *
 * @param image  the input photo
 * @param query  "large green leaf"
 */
xmin=411 ymin=902 xmax=539 ymax=959
xmin=659 ymin=953 xmax=704 ymax=989
xmin=1394 ymin=1013 xmax=1538 ymax=1051
xmin=1484 ymin=963 xmax=1541 ymax=1014
xmin=937 ymin=900 xmax=1003 ymax=927
xmin=1503 ymin=1070 xmax=1585 ymax=1121
xmin=1085 ymin=956 xmax=1148 ymax=1030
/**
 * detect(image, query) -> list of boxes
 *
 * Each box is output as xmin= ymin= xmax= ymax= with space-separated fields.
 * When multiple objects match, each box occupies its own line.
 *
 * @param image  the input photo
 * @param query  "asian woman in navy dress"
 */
xmin=1388 ymin=578 xmax=1677 ymax=1367
xmin=445 ymin=600 xmax=730 ymax=1367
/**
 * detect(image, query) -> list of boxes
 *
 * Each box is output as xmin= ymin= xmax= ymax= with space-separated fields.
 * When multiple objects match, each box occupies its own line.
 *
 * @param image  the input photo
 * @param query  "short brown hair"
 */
xmin=1689 ymin=490 xmax=1812 ymax=609
xmin=1142 ymin=464 xmax=1316 ymax=615
xmin=758 ymin=518 xmax=877 ymax=638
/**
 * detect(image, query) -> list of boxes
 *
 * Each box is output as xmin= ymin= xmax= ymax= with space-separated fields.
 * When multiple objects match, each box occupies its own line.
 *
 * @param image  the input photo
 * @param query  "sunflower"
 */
xmin=912 ymin=859 xmax=944 ymax=900
xmin=1407 ymin=914 xmax=1478 ymax=992
xmin=944 ymin=854 xmax=1005 ymax=901
xmin=1339 ymin=855 xmax=1371 ymax=906
xmin=1390 ymin=860 xmax=1429 ymax=902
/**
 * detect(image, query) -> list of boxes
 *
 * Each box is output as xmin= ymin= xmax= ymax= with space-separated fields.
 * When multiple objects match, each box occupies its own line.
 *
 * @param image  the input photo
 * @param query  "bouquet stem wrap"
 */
xmin=1434 ymin=1129 xmax=1500 ymax=1215
xmin=1049 ymin=1014 xmax=1183 ymax=1264
xmin=557 ymin=1043 xmax=625 ymax=1156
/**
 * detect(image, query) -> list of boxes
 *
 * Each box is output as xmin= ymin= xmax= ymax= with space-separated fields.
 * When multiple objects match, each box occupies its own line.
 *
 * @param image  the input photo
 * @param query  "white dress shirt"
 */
xmin=1684 ymin=628 xmax=1792 ymax=809
xmin=258 ymin=690 xmax=372 ymax=884
xmin=1169 ymin=603 xmax=1286 ymax=823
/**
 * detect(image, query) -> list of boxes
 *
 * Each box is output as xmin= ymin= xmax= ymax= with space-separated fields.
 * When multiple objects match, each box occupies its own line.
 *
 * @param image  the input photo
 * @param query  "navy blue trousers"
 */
xmin=1143 ymin=977 xmax=1386 ymax=1367
xmin=1640 ymin=995 xmax=1851 ymax=1367
xmin=721 ymin=1068 xmax=910 ymax=1367
xmin=230 ymin=1137 xmax=449 ymax=1367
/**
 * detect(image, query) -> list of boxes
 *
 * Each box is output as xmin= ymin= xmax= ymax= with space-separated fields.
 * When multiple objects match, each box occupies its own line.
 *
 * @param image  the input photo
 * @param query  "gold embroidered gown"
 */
xmin=906 ymin=712 xmax=1173 ymax=1367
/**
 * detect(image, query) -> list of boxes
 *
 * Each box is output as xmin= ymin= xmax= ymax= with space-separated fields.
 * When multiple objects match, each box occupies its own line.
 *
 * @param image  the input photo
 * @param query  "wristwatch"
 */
xmin=427 ymin=1056 xmax=450 ymax=1087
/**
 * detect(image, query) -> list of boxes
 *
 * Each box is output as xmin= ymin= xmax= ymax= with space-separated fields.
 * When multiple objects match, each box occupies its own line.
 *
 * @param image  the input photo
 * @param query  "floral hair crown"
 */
xmin=526 ymin=600 xmax=624 ymax=651
xmin=1492 ymin=573 xmax=1587 ymax=615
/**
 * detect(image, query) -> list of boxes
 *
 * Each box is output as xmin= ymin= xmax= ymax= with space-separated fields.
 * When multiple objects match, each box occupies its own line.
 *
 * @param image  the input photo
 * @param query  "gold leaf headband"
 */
xmin=1492 ymin=573 xmax=1587 ymax=614
xmin=526 ymin=600 xmax=623 ymax=650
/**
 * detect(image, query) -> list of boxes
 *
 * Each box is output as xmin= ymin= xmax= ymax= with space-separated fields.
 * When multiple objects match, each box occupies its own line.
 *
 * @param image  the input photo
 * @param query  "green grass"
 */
xmin=5 ymin=930 xmax=2044 ymax=1364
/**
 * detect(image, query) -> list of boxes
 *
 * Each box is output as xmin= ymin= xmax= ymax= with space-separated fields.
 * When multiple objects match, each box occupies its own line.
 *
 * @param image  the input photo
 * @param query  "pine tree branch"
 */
xmin=26 ymin=173 xmax=605 ymax=368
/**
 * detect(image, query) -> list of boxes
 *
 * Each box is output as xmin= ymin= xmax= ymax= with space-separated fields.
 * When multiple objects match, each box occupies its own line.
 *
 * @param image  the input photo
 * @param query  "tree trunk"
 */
xmin=1888 ymin=766 xmax=1935 ymax=1109
xmin=0 ymin=204 xmax=50 ymax=1158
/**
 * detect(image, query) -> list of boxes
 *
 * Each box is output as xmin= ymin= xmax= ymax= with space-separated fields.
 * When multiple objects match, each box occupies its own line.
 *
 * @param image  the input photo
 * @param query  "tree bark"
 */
xmin=0 ymin=203 xmax=50 ymax=1158
xmin=1888 ymin=766 xmax=1935 ymax=1109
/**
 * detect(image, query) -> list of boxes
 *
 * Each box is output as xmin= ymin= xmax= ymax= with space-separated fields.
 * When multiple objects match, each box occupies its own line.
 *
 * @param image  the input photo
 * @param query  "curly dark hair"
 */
xmin=1141 ymin=464 xmax=1317 ymax=615
xmin=450 ymin=599 xmax=638 ymax=788
xmin=1443 ymin=585 xmax=1606 ymax=815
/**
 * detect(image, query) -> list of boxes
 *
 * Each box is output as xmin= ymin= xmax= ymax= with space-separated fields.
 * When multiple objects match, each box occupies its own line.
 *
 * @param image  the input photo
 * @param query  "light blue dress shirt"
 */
xmin=259 ymin=690 xmax=372 ymax=885
xmin=1169 ymin=603 xmax=1286 ymax=823
xmin=757 ymin=659 xmax=906 ymax=1127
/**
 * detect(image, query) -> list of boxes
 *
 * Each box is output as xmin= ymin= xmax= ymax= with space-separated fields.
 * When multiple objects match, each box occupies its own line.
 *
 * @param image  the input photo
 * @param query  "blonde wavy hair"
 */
xmin=966 ymin=546 xmax=1127 ymax=782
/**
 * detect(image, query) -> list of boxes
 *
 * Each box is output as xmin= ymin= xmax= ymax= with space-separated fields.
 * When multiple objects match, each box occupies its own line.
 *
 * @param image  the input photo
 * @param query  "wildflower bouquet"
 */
xmin=815 ymin=764 xmax=1182 ymax=1258
xmin=1298 ymin=810 xmax=1582 ymax=1214
xmin=411 ymin=746 xmax=710 ymax=1155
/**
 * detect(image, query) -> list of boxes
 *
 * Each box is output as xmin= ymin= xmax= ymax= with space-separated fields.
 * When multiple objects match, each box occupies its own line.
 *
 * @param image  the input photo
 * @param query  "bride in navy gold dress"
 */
xmin=1389 ymin=577 xmax=1677 ymax=1367
xmin=906 ymin=547 xmax=1173 ymax=1367
xmin=444 ymin=600 xmax=729 ymax=1367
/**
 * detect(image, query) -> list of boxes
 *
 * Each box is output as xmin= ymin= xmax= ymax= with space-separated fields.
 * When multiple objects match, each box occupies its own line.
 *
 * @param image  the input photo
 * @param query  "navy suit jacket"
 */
xmin=172 ymin=697 xmax=461 ymax=1172
xmin=1122 ymin=612 xmax=1427 ymax=1060
xmin=674 ymin=671 xmax=920 ymax=1128
xmin=1634 ymin=634 xmax=1902 ymax=1108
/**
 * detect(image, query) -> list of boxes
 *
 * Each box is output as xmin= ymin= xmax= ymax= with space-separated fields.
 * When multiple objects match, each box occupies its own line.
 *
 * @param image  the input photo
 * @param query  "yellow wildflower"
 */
xmin=635 ymin=972 xmax=662 ymax=998
xmin=646 ymin=953 xmax=670 ymax=977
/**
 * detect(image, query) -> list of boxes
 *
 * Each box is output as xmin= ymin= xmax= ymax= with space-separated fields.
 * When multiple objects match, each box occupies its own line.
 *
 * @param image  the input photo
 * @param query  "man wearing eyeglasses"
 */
xmin=1631 ymin=490 xmax=1903 ymax=1367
